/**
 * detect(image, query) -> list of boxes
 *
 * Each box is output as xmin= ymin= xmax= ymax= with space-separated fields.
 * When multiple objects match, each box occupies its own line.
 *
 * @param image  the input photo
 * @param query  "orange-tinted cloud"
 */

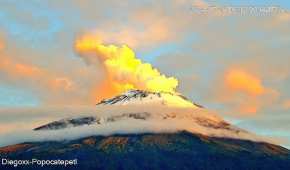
xmin=240 ymin=105 xmax=258 ymax=114
xmin=0 ymin=33 xmax=5 ymax=50
xmin=225 ymin=69 xmax=265 ymax=96
xmin=0 ymin=54 xmax=78 ymax=104
xmin=191 ymin=0 xmax=208 ymax=7
xmin=0 ymin=58 xmax=73 ymax=91
xmin=79 ymin=3 xmax=192 ymax=49
xmin=277 ymin=13 xmax=290 ymax=22
xmin=83 ymin=23 xmax=172 ymax=49
xmin=0 ymin=39 xmax=4 ymax=51
xmin=14 ymin=63 xmax=42 ymax=77
xmin=211 ymin=68 xmax=279 ymax=116
xmin=282 ymin=100 xmax=290 ymax=110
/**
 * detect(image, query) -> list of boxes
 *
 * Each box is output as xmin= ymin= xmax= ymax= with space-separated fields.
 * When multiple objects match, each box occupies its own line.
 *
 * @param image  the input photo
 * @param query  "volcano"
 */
xmin=0 ymin=90 xmax=289 ymax=170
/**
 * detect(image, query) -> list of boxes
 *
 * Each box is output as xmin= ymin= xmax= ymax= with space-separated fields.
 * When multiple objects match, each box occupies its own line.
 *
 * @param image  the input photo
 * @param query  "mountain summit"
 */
xmin=97 ymin=89 xmax=203 ymax=108
xmin=32 ymin=90 xmax=250 ymax=142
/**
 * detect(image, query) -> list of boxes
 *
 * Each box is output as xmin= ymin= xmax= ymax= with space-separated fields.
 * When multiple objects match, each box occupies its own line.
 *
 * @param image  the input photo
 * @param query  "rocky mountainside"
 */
xmin=0 ymin=131 xmax=289 ymax=170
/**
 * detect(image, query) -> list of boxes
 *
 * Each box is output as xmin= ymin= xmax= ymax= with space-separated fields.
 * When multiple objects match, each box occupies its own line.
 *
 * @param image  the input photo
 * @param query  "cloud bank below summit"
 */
xmin=0 ymin=105 xmax=277 ymax=147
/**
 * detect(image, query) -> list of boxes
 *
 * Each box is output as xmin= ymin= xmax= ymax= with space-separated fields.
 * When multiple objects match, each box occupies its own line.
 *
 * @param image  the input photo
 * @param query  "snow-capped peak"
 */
xmin=6 ymin=89 xmax=266 ymax=147
xmin=97 ymin=89 xmax=203 ymax=108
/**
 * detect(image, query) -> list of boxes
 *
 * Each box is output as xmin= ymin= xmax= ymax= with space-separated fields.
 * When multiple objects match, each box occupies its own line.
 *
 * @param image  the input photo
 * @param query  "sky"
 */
xmin=0 ymin=0 xmax=290 ymax=147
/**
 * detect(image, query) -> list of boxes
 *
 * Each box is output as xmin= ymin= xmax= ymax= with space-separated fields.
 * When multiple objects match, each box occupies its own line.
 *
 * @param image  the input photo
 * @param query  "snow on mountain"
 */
xmin=28 ymin=90 xmax=268 ymax=144
xmin=0 ymin=90 xmax=272 ymax=147
xmin=97 ymin=89 xmax=203 ymax=108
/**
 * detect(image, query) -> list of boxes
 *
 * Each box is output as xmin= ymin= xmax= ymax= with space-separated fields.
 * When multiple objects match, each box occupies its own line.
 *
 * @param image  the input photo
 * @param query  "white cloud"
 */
xmin=0 ymin=105 xmax=276 ymax=147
